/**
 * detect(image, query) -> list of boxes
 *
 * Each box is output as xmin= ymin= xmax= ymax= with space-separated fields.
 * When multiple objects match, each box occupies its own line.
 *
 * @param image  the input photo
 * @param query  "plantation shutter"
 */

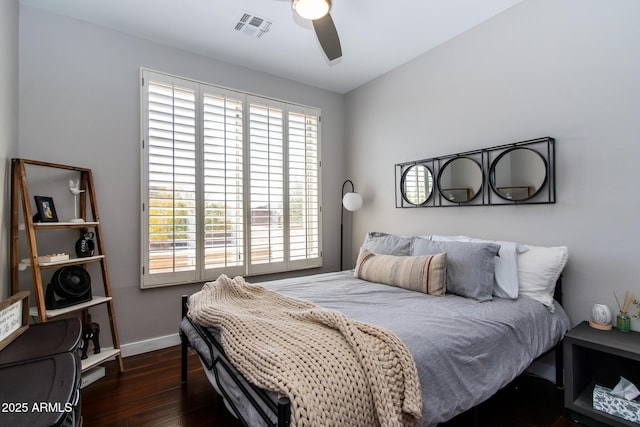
xmin=143 ymin=72 xmax=198 ymax=286
xmin=202 ymin=88 xmax=246 ymax=279
xmin=141 ymin=69 xmax=322 ymax=288
xmin=288 ymin=109 xmax=321 ymax=268
xmin=248 ymin=99 xmax=286 ymax=274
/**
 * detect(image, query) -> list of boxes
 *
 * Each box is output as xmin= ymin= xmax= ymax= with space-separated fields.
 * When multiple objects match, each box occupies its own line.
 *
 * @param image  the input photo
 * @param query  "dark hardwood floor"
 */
xmin=81 ymin=346 xmax=584 ymax=426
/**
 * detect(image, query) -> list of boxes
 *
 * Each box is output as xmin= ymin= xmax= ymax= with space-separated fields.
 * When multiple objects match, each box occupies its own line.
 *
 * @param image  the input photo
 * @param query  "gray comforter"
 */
xmin=182 ymin=271 xmax=571 ymax=426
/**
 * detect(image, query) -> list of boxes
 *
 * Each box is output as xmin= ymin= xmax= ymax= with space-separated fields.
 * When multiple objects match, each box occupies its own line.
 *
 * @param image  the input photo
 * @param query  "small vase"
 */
xmin=75 ymin=231 xmax=96 ymax=258
xmin=631 ymin=316 xmax=640 ymax=333
xmin=617 ymin=312 xmax=631 ymax=332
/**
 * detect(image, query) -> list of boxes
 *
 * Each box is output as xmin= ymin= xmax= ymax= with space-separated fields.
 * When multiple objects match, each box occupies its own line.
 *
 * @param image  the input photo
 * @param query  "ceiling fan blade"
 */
xmin=312 ymin=13 xmax=342 ymax=61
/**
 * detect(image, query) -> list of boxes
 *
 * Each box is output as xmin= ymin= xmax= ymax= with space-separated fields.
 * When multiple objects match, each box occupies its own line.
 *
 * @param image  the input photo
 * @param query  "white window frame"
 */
xmin=140 ymin=69 xmax=322 ymax=288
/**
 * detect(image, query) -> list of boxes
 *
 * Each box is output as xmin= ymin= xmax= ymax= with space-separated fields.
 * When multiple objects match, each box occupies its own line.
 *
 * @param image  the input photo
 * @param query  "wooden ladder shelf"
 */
xmin=10 ymin=158 xmax=124 ymax=373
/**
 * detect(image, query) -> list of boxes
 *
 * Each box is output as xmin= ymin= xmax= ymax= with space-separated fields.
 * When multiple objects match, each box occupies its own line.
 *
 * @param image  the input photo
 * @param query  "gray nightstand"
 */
xmin=564 ymin=321 xmax=640 ymax=426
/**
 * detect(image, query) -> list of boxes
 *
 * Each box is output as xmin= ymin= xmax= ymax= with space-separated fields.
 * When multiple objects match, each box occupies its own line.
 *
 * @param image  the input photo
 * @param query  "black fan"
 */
xmin=292 ymin=0 xmax=342 ymax=61
xmin=45 ymin=266 xmax=92 ymax=309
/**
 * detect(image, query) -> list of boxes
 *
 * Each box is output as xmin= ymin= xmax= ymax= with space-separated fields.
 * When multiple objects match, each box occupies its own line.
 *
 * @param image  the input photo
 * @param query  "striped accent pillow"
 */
xmin=354 ymin=247 xmax=446 ymax=295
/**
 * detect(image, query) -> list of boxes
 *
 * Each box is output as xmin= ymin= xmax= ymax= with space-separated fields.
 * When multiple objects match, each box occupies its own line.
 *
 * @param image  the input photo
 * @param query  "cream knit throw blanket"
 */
xmin=188 ymin=275 xmax=422 ymax=427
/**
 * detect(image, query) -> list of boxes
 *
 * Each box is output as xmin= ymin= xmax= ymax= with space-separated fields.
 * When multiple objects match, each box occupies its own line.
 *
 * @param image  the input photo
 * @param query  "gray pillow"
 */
xmin=361 ymin=232 xmax=413 ymax=256
xmin=412 ymin=238 xmax=500 ymax=301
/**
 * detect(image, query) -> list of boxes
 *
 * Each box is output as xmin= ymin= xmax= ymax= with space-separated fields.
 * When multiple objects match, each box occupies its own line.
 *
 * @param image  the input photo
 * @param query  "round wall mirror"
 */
xmin=401 ymin=164 xmax=433 ymax=205
xmin=437 ymin=157 xmax=483 ymax=203
xmin=490 ymin=148 xmax=547 ymax=201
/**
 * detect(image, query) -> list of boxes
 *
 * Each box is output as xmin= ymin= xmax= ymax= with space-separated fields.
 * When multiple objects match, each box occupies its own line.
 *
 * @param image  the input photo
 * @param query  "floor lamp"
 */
xmin=340 ymin=180 xmax=363 ymax=270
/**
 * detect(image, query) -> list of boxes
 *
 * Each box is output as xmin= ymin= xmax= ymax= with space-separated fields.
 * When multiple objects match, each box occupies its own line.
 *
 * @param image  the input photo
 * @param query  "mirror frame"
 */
xmin=395 ymin=137 xmax=555 ymax=208
xmin=400 ymin=164 xmax=434 ymax=206
xmin=489 ymin=147 xmax=548 ymax=202
xmin=437 ymin=157 xmax=483 ymax=204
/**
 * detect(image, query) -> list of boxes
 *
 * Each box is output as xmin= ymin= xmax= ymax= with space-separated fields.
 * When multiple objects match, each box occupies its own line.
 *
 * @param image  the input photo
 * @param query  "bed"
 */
xmin=179 ymin=233 xmax=572 ymax=427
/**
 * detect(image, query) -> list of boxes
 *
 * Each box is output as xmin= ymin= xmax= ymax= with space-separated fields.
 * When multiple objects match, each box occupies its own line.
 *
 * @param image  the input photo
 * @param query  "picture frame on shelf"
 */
xmin=33 ymin=195 xmax=58 ymax=222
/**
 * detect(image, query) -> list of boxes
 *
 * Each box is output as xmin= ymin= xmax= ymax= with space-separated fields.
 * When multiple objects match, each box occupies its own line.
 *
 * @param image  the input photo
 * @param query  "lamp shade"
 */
xmin=342 ymin=192 xmax=363 ymax=212
xmin=292 ymin=0 xmax=331 ymax=20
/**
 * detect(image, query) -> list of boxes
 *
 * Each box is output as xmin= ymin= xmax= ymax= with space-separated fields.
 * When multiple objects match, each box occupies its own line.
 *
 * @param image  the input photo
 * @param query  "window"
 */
xmin=141 ymin=70 xmax=322 ymax=288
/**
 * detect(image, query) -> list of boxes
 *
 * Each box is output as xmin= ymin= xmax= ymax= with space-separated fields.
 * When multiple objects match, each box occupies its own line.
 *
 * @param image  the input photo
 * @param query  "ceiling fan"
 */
xmin=292 ymin=0 xmax=342 ymax=61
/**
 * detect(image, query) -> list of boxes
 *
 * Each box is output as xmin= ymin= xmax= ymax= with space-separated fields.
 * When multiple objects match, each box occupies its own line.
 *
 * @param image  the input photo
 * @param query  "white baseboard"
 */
xmin=120 ymin=333 xmax=181 ymax=357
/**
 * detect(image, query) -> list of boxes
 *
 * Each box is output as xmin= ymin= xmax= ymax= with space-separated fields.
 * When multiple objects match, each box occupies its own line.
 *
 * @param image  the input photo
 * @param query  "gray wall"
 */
xmin=0 ymin=0 xmax=19 ymax=300
xmin=12 ymin=0 xmax=640 ymax=347
xmin=345 ymin=0 xmax=640 ymax=324
xmin=17 ymin=6 xmax=345 ymax=346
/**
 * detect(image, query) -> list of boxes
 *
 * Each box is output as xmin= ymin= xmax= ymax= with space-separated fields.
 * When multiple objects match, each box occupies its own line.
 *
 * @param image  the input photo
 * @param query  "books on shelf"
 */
xmin=22 ymin=253 xmax=70 ymax=264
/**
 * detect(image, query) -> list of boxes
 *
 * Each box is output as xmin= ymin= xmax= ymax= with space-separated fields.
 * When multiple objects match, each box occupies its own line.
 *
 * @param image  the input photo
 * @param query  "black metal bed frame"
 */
xmin=179 ymin=279 xmax=565 ymax=427
xmin=180 ymin=295 xmax=291 ymax=427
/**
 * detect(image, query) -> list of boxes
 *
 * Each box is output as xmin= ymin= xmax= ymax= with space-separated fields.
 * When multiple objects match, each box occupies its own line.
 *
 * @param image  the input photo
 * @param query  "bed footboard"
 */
xmin=180 ymin=295 xmax=291 ymax=427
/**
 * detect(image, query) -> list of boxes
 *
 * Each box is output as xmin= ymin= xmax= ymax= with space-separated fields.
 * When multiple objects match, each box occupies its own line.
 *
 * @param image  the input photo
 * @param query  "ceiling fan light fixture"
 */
xmin=292 ymin=0 xmax=331 ymax=20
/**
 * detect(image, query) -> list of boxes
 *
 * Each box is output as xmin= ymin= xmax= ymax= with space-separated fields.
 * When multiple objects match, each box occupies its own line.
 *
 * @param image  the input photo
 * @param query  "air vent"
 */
xmin=235 ymin=11 xmax=272 ymax=39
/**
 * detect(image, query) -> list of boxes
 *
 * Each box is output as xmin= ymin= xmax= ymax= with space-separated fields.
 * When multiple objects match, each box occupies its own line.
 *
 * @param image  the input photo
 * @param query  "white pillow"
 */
xmin=517 ymin=245 xmax=569 ymax=311
xmin=431 ymin=235 xmax=525 ymax=299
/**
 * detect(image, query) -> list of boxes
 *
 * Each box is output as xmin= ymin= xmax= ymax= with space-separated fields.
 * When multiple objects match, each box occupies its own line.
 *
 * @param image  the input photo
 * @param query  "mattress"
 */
xmin=181 ymin=271 xmax=571 ymax=426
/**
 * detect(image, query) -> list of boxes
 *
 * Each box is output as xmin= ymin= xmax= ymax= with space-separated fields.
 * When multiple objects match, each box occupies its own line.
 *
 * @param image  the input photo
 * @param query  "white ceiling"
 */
xmin=19 ymin=0 xmax=524 ymax=94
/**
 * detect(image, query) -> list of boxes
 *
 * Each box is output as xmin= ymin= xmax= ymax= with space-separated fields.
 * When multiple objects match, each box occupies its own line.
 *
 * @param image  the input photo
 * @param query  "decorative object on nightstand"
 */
xmin=617 ymin=312 xmax=632 ymax=333
xmin=614 ymin=291 xmax=635 ymax=333
xmin=340 ymin=179 xmax=363 ymax=270
xmin=590 ymin=304 xmax=613 ymax=330
xmin=632 ymin=298 xmax=640 ymax=332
